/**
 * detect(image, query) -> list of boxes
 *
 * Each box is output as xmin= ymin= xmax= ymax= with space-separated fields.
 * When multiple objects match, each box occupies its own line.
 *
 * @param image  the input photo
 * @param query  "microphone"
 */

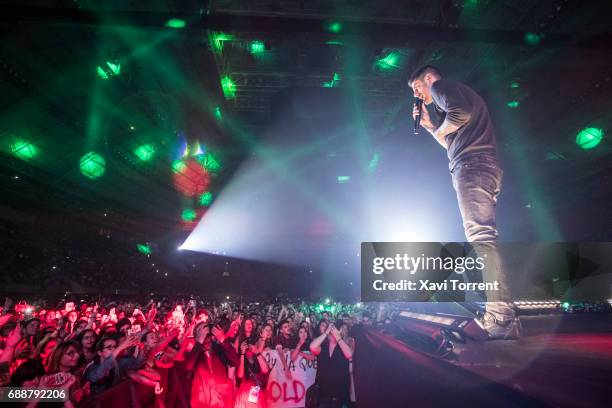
xmin=414 ymin=99 xmax=423 ymax=134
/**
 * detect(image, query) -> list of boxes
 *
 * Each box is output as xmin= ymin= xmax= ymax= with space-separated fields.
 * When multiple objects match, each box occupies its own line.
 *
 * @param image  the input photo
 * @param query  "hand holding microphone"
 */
xmin=412 ymin=99 xmax=433 ymax=133
xmin=413 ymin=99 xmax=423 ymax=134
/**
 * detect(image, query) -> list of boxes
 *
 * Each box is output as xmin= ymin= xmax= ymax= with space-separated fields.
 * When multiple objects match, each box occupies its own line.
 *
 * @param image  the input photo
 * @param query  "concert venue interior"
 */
xmin=1 ymin=1 xmax=611 ymax=407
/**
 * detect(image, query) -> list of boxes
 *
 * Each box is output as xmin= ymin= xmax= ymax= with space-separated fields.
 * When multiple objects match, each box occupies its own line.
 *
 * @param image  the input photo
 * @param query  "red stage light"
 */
xmin=173 ymin=158 xmax=211 ymax=197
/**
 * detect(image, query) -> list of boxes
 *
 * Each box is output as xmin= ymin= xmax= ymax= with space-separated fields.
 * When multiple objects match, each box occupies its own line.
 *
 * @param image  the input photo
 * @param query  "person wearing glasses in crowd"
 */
xmin=83 ymin=334 xmax=140 ymax=396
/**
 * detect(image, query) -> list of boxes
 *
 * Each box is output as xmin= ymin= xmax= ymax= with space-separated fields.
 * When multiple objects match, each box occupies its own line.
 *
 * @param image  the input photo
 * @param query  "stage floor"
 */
xmin=353 ymin=313 xmax=612 ymax=408
xmin=456 ymin=314 xmax=612 ymax=408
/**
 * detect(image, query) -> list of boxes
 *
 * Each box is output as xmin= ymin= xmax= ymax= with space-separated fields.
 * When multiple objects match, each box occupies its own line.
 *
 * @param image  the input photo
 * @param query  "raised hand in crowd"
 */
xmin=14 ymin=341 xmax=33 ymax=360
xmin=329 ymin=324 xmax=342 ymax=342
xmin=0 ymin=325 xmax=22 ymax=365
xmin=195 ymin=323 xmax=210 ymax=344
xmin=211 ymin=325 xmax=226 ymax=343
xmin=0 ymin=314 xmax=11 ymax=327
xmin=240 ymin=340 xmax=249 ymax=356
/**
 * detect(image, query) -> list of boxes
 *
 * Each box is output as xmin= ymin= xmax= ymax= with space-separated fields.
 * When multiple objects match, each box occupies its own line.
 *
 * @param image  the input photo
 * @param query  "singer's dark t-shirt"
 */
xmin=430 ymin=79 xmax=498 ymax=170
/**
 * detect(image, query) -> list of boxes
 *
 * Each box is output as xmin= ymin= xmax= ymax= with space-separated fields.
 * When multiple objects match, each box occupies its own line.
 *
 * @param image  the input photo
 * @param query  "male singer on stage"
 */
xmin=409 ymin=65 xmax=521 ymax=339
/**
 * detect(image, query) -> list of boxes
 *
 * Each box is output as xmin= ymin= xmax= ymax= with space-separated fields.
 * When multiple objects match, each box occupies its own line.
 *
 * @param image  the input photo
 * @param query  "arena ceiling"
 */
xmin=1 ymin=0 xmax=611 ymax=240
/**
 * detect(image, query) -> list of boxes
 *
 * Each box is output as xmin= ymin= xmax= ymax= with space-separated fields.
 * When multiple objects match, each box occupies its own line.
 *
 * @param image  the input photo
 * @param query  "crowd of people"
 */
xmin=0 ymin=296 xmax=393 ymax=408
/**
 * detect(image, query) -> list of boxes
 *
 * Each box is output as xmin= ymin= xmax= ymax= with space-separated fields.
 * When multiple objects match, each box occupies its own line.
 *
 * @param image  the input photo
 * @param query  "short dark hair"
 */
xmin=95 ymin=335 xmax=117 ymax=352
xmin=115 ymin=317 xmax=131 ymax=331
xmin=408 ymin=65 xmax=442 ymax=86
